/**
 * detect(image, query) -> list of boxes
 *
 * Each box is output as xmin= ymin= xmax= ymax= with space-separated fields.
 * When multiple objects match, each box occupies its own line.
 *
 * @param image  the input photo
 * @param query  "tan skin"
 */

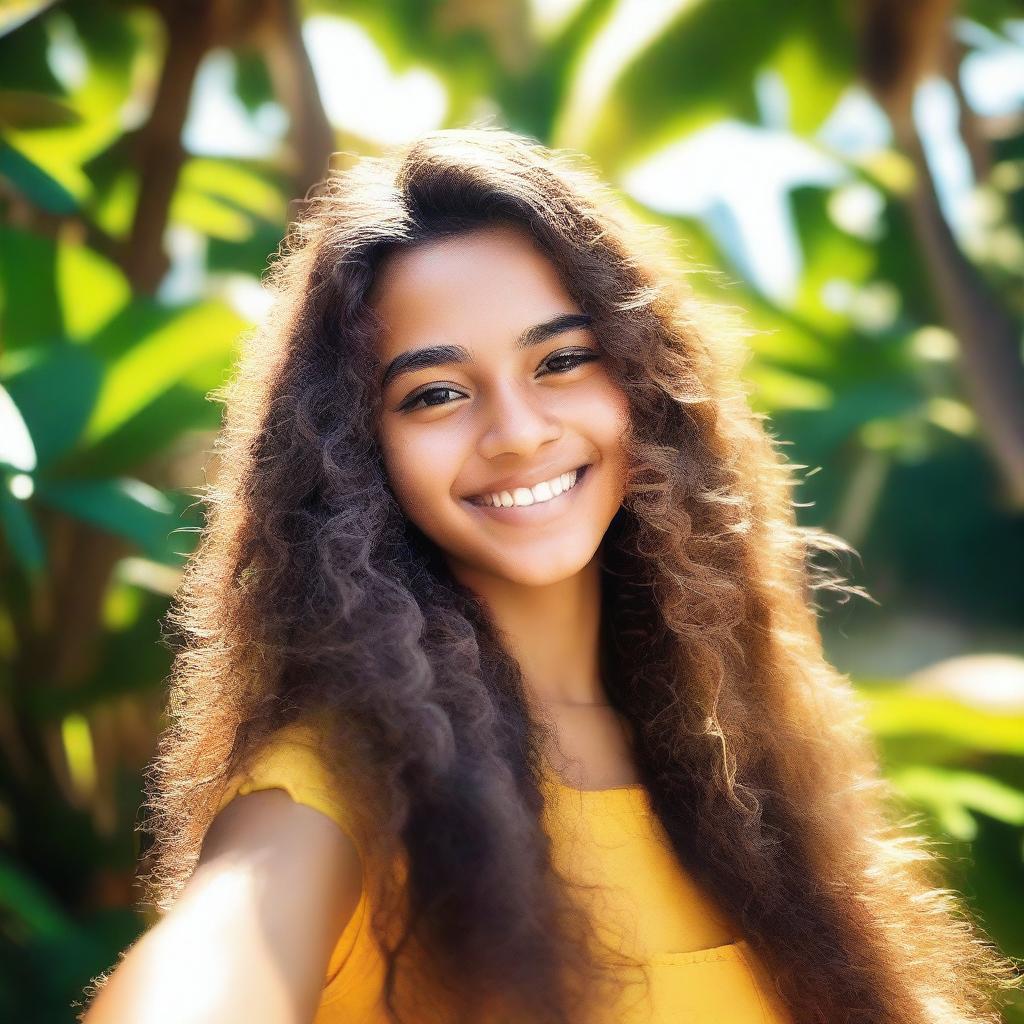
xmin=370 ymin=222 xmax=638 ymax=788
xmin=85 ymin=225 xmax=648 ymax=1024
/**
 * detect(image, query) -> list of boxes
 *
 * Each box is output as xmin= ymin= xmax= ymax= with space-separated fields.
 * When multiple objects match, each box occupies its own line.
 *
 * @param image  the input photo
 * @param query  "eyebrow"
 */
xmin=379 ymin=312 xmax=594 ymax=391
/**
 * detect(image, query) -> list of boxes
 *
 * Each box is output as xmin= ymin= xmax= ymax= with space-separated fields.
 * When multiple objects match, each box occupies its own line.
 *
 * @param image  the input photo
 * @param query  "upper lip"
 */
xmin=462 ymin=462 xmax=589 ymax=500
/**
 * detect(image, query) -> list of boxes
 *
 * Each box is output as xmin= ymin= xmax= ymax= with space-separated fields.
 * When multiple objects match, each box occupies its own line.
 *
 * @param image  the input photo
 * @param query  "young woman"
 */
xmin=82 ymin=126 xmax=1019 ymax=1024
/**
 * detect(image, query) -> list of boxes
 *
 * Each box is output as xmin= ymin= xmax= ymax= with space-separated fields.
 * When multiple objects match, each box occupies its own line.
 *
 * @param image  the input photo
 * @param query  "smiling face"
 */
xmin=371 ymin=222 xmax=632 ymax=590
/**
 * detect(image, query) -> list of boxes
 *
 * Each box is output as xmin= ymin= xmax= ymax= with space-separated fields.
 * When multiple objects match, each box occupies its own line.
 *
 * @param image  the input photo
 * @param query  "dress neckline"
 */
xmin=543 ymin=771 xmax=647 ymax=798
xmin=555 ymin=780 xmax=644 ymax=794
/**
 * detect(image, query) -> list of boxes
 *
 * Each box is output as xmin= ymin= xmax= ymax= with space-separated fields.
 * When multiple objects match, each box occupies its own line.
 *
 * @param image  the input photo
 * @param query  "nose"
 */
xmin=477 ymin=380 xmax=562 ymax=461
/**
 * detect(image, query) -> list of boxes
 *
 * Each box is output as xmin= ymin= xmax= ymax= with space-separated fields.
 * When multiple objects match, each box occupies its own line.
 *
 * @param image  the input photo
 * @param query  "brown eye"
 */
xmin=541 ymin=350 xmax=600 ymax=374
xmin=399 ymin=386 xmax=466 ymax=413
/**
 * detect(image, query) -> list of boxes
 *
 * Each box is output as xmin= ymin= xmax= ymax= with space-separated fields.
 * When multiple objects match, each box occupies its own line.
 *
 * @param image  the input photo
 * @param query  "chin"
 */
xmin=500 ymin=563 xmax=588 ymax=587
xmin=475 ymin=541 xmax=602 ymax=588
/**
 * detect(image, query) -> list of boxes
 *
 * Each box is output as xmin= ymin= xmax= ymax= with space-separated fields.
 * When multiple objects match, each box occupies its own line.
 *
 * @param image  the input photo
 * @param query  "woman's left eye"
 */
xmin=542 ymin=349 xmax=600 ymax=374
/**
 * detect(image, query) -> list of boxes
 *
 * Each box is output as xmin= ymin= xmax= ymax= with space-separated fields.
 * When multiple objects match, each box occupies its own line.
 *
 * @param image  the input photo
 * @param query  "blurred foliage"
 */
xmin=0 ymin=0 xmax=1022 ymax=1019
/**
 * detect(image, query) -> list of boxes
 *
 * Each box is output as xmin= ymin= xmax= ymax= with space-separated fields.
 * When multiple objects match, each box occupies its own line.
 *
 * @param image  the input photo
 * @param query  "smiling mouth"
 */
xmin=465 ymin=464 xmax=591 ymax=508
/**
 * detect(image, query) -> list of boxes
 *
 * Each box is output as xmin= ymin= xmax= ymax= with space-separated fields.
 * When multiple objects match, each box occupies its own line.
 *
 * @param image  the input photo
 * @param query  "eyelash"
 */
xmin=398 ymin=349 xmax=600 ymax=413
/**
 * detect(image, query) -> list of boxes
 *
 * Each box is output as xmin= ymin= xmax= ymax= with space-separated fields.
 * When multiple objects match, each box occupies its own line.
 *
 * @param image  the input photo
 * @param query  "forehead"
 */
xmin=369 ymin=223 xmax=575 ymax=354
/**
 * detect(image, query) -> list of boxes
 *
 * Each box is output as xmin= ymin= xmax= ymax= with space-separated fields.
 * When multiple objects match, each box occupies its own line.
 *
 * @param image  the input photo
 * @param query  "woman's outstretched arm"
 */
xmin=81 ymin=789 xmax=363 ymax=1024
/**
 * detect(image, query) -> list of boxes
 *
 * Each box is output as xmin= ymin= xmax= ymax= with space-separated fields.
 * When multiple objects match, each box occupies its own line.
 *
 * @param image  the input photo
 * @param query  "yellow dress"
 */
xmin=216 ymin=720 xmax=794 ymax=1024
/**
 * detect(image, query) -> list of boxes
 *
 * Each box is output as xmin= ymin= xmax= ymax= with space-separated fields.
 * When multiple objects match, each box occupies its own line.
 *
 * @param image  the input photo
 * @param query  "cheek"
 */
xmin=379 ymin=425 xmax=457 ymax=513
xmin=588 ymin=382 xmax=633 ymax=507
xmin=586 ymin=377 xmax=633 ymax=456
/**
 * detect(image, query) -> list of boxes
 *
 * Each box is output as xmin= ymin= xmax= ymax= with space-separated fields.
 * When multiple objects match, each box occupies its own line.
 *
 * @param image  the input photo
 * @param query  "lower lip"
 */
xmin=461 ymin=464 xmax=592 ymax=525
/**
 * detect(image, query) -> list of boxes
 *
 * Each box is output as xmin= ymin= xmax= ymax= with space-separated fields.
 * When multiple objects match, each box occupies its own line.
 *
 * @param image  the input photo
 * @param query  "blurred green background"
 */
xmin=1 ymin=0 xmax=1022 ymax=1019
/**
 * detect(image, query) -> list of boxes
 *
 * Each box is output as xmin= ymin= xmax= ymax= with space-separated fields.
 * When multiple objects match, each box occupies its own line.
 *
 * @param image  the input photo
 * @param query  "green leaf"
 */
xmin=71 ymin=385 xmax=221 ymax=479
xmin=566 ymin=0 xmax=775 ymax=171
xmin=0 ymin=482 xmax=45 ymax=573
xmin=207 ymin=221 xmax=282 ymax=277
xmin=0 ymin=130 xmax=91 ymax=203
xmin=179 ymin=157 xmax=288 ymax=224
xmin=2 ymin=344 xmax=101 ymax=468
xmin=84 ymin=300 xmax=245 ymax=444
xmin=0 ymin=138 xmax=77 ymax=213
xmin=961 ymin=0 xmax=1024 ymax=38
xmin=635 ymin=207 xmax=843 ymax=374
xmin=34 ymin=476 xmax=176 ymax=559
xmin=493 ymin=0 xmax=620 ymax=139
xmin=563 ymin=0 xmax=854 ymax=174
xmin=778 ymin=379 xmax=924 ymax=462
xmin=0 ymin=382 xmax=37 ymax=471
xmin=2 ymin=2 xmax=151 ymax=206
xmin=0 ymin=0 xmax=58 ymax=39
xmin=85 ymin=162 xmax=139 ymax=238
xmin=0 ymin=89 xmax=80 ymax=128
xmin=791 ymin=185 xmax=877 ymax=334
xmin=30 ymin=588 xmax=175 ymax=716
xmin=0 ymin=852 xmax=71 ymax=939
xmin=169 ymin=188 xmax=255 ymax=242
xmin=889 ymin=765 xmax=1024 ymax=840
xmin=766 ymin=4 xmax=853 ymax=135
xmin=231 ymin=49 xmax=276 ymax=114
xmin=0 ymin=10 xmax=61 ymax=91
xmin=57 ymin=241 xmax=131 ymax=341
xmin=0 ymin=227 xmax=61 ymax=350
xmin=863 ymin=689 xmax=1024 ymax=756
xmin=744 ymin=363 xmax=834 ymax=412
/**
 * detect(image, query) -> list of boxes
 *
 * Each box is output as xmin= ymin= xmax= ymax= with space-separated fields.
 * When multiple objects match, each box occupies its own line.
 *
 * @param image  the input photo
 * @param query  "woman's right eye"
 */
xmin=399 ymin=386 xmax=466 ymax=413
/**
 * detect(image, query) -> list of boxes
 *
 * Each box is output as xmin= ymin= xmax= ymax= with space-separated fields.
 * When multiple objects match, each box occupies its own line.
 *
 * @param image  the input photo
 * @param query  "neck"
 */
xmin=453 ymin=555 xmax=608 ymax=707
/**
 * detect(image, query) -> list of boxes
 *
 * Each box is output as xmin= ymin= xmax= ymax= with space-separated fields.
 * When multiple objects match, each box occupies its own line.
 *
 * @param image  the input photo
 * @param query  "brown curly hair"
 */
xmin=136 ymin=125 xmax=1021 ymax=1024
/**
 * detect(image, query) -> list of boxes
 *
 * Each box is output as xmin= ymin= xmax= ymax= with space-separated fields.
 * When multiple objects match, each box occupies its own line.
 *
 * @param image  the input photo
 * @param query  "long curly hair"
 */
xmin=137 ymin=125 xmax=1021 ymax=1024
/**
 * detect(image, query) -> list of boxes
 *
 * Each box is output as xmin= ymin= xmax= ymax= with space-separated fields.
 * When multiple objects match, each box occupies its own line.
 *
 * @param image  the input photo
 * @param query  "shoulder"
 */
xmin=202 ymin=713 xmax=368 ymax=944
xmin=197 ymin=783 xmax=363 ymax=929
xmin=196 ymin=766 xmax=365 ymax=1007
xmin=216 ymin=714 xmax=366 ymax=856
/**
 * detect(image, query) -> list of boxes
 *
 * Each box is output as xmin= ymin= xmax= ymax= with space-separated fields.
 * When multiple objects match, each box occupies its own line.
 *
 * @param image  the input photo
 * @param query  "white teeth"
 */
xmin=477 ymin=467 xmax=582 ymax=508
